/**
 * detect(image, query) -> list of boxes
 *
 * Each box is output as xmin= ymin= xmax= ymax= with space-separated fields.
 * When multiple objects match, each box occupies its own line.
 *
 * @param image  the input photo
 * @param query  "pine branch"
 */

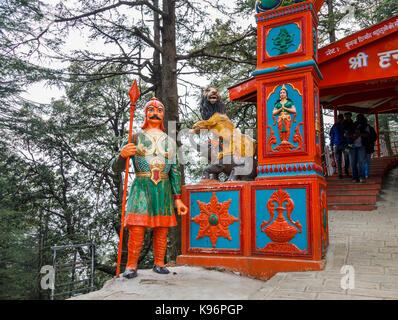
xmin=54 ymin=1 xmax=166 ymax=23
xmin=176 ymin=27 xmax=256 ymax=61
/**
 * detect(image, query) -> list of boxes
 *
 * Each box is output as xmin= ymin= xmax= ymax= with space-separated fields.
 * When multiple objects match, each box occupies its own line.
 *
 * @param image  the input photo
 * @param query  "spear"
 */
xmin=116 ymin=80 xmax=140 ymax=277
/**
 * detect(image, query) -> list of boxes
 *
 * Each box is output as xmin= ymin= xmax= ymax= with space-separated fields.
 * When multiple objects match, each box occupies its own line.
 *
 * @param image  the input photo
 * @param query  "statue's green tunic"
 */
xmin=111 ymin=130 xmax=181 ymax=228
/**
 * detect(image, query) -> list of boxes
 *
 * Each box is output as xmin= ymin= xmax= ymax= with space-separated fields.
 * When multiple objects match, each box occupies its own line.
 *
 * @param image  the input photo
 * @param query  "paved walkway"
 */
xmin=71 ymin=167 xmax=398 ymax=300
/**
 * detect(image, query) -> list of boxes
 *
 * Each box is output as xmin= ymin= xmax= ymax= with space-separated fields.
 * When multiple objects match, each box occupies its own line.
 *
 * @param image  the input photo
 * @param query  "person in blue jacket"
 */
xmin=330 ymin=114 xmax=347 ymax=179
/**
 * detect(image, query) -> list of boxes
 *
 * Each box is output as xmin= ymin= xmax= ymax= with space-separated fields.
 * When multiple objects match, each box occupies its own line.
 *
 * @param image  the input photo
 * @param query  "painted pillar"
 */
xmin=334 ymin=107 xmax=338 ymax=123
xmin=253 ymin=0 xmax=328 ymax=262
xmin=177 ymin=1 xmax=327 ymax=279
xmin=375 ymin=113 xmax=380 ymax=158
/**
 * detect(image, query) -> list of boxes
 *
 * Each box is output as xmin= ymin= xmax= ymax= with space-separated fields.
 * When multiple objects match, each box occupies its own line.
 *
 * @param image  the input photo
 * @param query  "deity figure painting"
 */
xmin=272 ymin=86 xmax=297 ymax=143
xmin=266 ymin=83 xmax=304 ymax=154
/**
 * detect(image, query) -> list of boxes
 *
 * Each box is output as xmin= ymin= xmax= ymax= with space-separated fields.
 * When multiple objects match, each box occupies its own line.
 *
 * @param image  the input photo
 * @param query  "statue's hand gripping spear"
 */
xmin=116 ymin=80 xmax=140 ymax=277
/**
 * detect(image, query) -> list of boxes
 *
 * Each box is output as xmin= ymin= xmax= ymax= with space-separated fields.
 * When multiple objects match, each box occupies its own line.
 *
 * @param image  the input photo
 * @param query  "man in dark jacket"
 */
xmin=330 ymin=114 xmax=347 ymax=179
xmin=345 ymin=114 xmax=369 ymax=183
xmin=342 ymin=112 xmax=354 ymax=176
xmin=362 ymin=117 xmax=378 ymax=178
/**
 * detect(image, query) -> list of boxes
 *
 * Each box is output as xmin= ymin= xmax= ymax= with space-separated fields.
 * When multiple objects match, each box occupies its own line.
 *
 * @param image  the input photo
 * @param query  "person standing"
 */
xmin=362 ymin=118 xmax=378 ymax=179
xmin=342 ymin=112 xmax=354 ymax=176
xmin=345 ymin=114 xmax=369 ymax=183
xmin=330 ymin=114 xmax=347 ymax=179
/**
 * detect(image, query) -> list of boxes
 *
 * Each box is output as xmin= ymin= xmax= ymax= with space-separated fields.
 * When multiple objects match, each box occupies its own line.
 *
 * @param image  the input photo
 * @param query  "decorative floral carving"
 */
xmin=320 ymin=189 xmax=328 ymax=250
xmin=267 ymin=126 xmax=277 ymax=151
xmin=268 ymin=122 xmax=303 ymax=153
xmin=192 ymin=193 xmax=238 ymax=248
xmin=291 ymin=122 xmax=304 ymax=151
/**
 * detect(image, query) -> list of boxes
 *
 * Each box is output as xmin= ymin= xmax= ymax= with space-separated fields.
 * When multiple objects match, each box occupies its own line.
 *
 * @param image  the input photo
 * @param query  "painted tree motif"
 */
xmin=272 ymin=27 xmax=295 ymax=55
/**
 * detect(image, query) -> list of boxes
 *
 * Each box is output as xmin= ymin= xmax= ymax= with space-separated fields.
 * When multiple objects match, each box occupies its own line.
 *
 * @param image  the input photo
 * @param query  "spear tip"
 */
xmin=128 ymin=79 xmax=140 ymax=104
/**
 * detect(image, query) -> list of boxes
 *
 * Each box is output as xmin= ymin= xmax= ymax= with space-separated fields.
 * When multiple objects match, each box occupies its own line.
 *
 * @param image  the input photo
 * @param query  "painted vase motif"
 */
xmin=260 ymin=189 xmax=306 ymax=253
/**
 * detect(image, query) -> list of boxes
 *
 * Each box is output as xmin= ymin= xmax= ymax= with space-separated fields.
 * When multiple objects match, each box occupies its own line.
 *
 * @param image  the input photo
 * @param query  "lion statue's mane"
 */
xmin=200 ymin=87 xmax=226 ymax=120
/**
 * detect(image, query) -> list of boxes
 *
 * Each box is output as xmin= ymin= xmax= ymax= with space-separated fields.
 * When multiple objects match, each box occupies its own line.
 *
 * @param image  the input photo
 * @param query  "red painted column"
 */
xmin=375 ymin=113 xmax=381 ymax=158
xmin=253 ymin=0 xmax=328 ymax=265
xmin=177 ymin=0 xmax=327 ymax=279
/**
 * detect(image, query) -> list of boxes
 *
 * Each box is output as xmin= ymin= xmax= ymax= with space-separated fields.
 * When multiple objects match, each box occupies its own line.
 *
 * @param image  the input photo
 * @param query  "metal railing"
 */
xmin=50 ymin=242 xmax=95 ymax=300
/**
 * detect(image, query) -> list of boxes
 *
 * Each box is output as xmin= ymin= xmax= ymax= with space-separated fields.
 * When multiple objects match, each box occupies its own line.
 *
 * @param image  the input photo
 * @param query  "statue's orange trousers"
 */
xmin=126 ymin=226 xmax=168 ymax=270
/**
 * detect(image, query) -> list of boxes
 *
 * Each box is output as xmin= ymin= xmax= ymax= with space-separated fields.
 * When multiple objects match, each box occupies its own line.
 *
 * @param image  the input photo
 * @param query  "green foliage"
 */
xmin=0 ymin=209 xmax=39 ymax=299
xmin=0 ymin=68 xmax=152 ymax=298
xmin=1 ymin=0 xmax=397 ymax=300
xmin=352 ymin=0 xmax=398 ymax=28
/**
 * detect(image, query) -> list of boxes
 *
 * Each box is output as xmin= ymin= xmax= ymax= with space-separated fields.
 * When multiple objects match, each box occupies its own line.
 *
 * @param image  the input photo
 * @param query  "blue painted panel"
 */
xmin=189 ymin=190 xmax=240 ymax=250
xmin=266 ymin=83 xmax=304 ymax=149
xmin=266 ymin=23 xmax=301 ymax=57
xmin=255 ymin=188 xmax=308 ymax=252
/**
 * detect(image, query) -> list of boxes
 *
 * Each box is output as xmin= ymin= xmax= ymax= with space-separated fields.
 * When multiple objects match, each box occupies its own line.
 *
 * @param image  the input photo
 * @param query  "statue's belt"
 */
xmin=135 ymin=171 xmax=168 ymax=185
xmin=136 ymin=172 xmax=168 ymax=178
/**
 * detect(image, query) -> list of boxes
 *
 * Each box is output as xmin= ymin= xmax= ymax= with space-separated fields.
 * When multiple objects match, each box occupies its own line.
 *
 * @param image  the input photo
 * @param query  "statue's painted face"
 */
xmin=205 ymin=87 xmax=221 ymax=104
xmin=146 ymin=105 xmax=164 ymax=123
xmin=279 ymin=89 xmax=287 ymax=100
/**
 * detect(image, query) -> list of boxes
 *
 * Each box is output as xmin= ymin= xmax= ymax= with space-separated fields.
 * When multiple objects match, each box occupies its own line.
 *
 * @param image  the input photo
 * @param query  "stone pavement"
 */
xmin=70 ymin=167 xmax=398 ymax=300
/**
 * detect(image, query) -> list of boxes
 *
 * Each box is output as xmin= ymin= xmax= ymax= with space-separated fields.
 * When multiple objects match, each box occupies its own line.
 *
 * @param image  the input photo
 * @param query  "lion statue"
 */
xmin=190 ymin=112 xmax=257 ymax=181
xmin=200 ymin=87 xmax=226 ymax=120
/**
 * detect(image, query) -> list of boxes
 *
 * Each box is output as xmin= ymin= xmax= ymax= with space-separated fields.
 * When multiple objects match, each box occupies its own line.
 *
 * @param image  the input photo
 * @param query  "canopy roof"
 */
xmin=228 ymin=15 xmax=398 ymax=114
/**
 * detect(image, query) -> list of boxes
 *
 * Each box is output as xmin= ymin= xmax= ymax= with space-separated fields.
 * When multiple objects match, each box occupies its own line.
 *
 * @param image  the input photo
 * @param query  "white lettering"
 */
xmin=340 ymin=265 xmax=355 ymax=290
xmin=325 ymin=48 xmax=335 ymax=56
xmin=345 ymin=39 xmax=357 ymax=50
xmin=378 ymin=49 xmax=398 ymax=68
xmin=349 ymin=52 xmax=369 ymax=70
xmin=40 ymin=265 xmax=55 ymax=290
xmin=357 ymin=32 xmax=372 ymax=43
xmin=156 ymin=304 xmax=190 ymax=317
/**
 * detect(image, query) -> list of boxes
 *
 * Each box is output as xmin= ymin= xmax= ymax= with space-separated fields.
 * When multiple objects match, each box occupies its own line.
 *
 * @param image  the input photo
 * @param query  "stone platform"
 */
xmin=70 ymin=167 xmax=398 ymax=300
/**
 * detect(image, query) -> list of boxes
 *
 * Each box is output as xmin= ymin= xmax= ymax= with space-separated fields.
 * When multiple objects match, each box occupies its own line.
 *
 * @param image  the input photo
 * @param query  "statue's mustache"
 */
xmin=149 ymin=115 xmax=162 ymax=120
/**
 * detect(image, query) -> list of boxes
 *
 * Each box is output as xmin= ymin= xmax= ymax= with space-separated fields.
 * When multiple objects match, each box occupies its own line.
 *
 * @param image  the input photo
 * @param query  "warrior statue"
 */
xmin=111 ymin=97 xmax=188 ymax=279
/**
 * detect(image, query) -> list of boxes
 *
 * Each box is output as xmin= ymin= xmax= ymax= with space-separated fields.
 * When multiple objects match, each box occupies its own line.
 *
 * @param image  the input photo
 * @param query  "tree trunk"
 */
xmin=161 ymin=0 xmax=178 ymax=131
xmin=153 ymin=0 xmax=162 ymax=98
xmin=161 ymin=0 xmax=181 ymax=262
xmin=326 ymin=0 xmax=336 ymax=43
